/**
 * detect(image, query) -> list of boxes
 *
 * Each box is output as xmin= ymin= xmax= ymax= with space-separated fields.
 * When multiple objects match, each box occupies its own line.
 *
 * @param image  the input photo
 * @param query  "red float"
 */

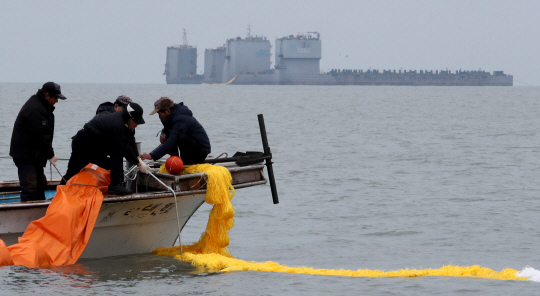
xmin=165 ymin=156 xmax=184 ymax=174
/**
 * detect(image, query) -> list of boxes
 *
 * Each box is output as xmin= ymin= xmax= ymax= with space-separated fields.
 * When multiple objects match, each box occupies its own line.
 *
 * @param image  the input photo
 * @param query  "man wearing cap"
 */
xmin=10 ymin=82 xmax=66 ymax=202
xmin=140 ymin=97 xmax=210 ymax=165
xmin=93 ymin=95 xmax=133 ymax=119
xmin=61 ymin=103 xmax=151 ymax=195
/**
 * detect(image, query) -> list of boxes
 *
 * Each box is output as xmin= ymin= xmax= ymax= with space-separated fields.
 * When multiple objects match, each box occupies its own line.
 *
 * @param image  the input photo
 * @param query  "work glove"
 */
xmin=49 ymin=155 xmax=59 ymax=166
xmin=138 ymin=159 xmax=151 ymax=174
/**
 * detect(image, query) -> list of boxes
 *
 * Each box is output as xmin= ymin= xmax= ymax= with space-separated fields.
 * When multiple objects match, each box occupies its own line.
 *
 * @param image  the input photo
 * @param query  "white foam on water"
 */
xmin=516 ymin=266 xmax=540 ymax=282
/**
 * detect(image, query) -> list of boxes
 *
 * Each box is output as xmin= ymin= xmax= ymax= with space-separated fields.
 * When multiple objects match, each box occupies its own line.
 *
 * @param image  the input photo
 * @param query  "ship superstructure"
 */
xmin=163 ymin=29 xmax=202 ymax=84
xmin=274 ymin=32 xmax=322 ymax=84
xmin=224 ymin=35 xmax=272 ymax=81
xmin=165 ymin=31 xmax=513 ymax=86
xmin=203 ymin=46 xmax=226 ymax=84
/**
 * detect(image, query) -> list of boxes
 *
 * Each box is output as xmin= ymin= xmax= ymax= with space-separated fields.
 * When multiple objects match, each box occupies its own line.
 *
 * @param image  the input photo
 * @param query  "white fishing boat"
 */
xmin=0 ymin=161 xmax=267 ymax=258
xmin=0 ymin=114 xmax=278 ymax=259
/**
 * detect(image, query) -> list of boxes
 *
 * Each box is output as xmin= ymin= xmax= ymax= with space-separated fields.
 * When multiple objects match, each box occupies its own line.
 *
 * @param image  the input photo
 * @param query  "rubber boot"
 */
xmin=108 ymin=184 xmax=132 ymax=195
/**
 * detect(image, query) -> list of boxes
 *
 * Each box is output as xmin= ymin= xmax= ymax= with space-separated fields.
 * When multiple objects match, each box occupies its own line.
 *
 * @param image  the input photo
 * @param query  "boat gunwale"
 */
xmin=0 ymin=163 xmax=266 ymax=210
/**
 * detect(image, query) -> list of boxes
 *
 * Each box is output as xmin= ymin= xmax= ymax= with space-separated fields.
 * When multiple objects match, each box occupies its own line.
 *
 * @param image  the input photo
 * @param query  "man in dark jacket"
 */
xmin=10 ymin=82 xmax=66 ymax=202
xmin=140 ymin=97 xmax=210 ymax=165
xmin=61 ymin=103 xmax=151 ymax=195
xmin=94 ymin=95 xmax=133 ymax=119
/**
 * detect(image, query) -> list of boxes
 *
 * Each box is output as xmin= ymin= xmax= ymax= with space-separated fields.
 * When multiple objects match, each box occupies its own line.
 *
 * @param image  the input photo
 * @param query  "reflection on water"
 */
xmin=77 ymin=254 xmax=213 ymax=281
xmin=0 ymin=254 xmax=219 ymax=295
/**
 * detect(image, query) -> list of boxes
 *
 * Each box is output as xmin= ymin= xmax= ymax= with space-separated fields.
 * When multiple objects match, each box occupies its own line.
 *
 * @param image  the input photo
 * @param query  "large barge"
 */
xmin=164 ymin=32 xmax=513 ymax=86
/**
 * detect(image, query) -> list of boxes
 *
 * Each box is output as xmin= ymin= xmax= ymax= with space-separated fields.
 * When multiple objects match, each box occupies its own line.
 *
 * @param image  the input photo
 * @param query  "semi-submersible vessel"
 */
xmin=164 ymin=32 xmax=512 ymax=86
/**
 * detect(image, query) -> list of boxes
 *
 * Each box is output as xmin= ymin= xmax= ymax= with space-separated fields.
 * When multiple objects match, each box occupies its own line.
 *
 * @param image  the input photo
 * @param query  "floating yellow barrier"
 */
xmin=157 ymin=163 xmax=235 ymax=257
xmin=155 ymin=250 xmax=525 ymax=280
xmin=152 ymin=164 xmax=527 ymax=281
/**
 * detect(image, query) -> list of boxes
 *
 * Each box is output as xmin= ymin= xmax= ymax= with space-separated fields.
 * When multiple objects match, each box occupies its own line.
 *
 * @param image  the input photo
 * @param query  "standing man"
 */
xmin=10 ymin=82 xmax=66 ymax=202
xmin=140 ymin=97 xmax=211 ymax=165
xmin=61 ymin=103 xmax=151 ymax=195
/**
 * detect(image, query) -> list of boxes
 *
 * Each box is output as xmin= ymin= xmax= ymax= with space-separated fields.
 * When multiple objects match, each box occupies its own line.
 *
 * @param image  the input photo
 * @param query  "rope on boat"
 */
xmin=140 ymin=165 xmax=184 ymax=256
xmin=50 ymin=163 xmax=67 ymax=184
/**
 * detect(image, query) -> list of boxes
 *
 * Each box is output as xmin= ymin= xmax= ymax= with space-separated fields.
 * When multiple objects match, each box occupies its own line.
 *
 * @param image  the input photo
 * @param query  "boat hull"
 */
xmin=0 ymin=193 xmax=206 ymax=258
xmin=82 ymin=193 xmax=206 ymax=258
xmin=0 ymin=163 xmax=266 ymax=259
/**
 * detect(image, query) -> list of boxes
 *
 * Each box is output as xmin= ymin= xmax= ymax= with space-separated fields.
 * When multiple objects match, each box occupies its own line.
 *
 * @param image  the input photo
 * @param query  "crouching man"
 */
xmin=140 ymin=97 xmax=210 ymax=165
xmin=94 ymin=95 xmax=133 ymax=119
xmin=62 ymin=103 xmax=151 ymax=195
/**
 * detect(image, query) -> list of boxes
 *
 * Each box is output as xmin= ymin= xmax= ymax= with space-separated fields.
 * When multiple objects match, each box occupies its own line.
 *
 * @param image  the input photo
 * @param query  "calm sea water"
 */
xmin=0 ymin=83 xmax=539 ymax=295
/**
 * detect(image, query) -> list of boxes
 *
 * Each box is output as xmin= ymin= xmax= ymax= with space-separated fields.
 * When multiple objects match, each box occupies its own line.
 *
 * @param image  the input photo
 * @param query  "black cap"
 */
xmin=126 ymin=103 xmax=145 ymax=124
xmin=42 ymin=82 xmax=66 ymax=100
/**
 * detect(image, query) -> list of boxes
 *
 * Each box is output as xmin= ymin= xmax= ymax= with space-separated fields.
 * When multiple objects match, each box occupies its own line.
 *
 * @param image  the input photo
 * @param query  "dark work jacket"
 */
xmin=10 ymin=92 xmax=55 ymax=167
xmin=150 ymin=103 xmax=211 ymax=160
xmin=93 ymin=102 xmax=115 ymax=120
xmin=75 ymin=110 xmax=139 ymax=165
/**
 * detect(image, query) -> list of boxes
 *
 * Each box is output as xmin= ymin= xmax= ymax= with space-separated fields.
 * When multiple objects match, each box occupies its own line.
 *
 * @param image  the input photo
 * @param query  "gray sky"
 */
xmin=2 ymin=0 xmax=539 ymax=85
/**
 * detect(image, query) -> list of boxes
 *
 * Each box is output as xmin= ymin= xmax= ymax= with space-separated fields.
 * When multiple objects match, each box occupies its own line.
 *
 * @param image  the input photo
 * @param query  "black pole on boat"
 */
xmin=258 ymin=114 xmax=279 ymax=204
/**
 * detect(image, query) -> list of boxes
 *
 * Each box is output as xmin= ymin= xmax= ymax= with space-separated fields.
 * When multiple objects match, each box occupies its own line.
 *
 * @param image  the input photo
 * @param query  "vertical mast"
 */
xmin=182 ymin=28 xmax=188 ymax=46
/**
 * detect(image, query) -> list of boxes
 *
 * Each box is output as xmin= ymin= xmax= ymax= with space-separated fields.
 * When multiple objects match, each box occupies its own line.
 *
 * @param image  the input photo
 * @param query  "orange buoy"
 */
xmin=165 ymin=156 xmax=184 ymax=174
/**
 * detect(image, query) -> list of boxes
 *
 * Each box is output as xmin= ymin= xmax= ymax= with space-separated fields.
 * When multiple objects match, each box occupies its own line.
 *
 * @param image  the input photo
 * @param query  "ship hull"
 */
xmin=225 ymin=73 xmax=513 ymax=86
